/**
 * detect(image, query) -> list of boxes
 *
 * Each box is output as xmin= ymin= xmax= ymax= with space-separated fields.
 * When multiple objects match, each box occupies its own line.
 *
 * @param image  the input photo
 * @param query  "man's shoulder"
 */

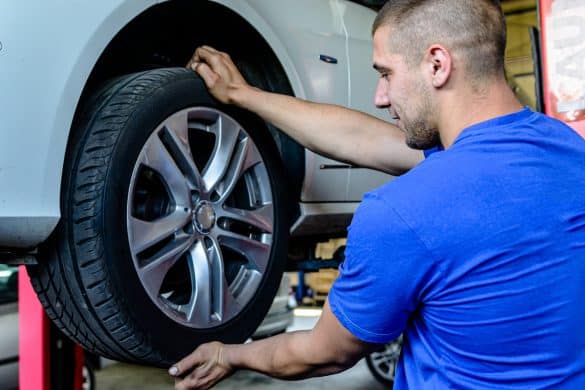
xmin=371 ymin=153 xmax=454 ymax=204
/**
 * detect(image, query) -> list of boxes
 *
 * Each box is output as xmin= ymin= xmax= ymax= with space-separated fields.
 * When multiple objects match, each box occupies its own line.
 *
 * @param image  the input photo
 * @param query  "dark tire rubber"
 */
xmin=27 ymin=68 xmax=289 ymax=366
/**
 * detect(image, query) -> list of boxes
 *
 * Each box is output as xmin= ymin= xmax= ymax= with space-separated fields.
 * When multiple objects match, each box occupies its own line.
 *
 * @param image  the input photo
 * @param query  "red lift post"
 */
xmin=18 ymin=267 xmax=50 ymax=390
xmin=18 ymin=267 xmax=84 ymax=390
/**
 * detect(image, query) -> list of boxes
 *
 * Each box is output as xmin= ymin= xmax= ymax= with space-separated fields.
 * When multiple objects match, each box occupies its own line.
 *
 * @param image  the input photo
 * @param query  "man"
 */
xmin=170 ymin=0 xmax=585 ymax=388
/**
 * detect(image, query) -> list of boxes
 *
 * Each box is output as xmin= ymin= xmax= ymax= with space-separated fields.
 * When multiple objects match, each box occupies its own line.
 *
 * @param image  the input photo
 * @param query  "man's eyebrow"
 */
xmin=373 ymin=64 xmax=389 ymax=73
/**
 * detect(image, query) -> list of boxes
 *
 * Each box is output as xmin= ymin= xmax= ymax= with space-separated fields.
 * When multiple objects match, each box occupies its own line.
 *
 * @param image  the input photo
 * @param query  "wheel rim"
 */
xmin=127 ymin=107 xmax=274 ymax=329
xmin=369 ymin=335 xmax=402 ymax=382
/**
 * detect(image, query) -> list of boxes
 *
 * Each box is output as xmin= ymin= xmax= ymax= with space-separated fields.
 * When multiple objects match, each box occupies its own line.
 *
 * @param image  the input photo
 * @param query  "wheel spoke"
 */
xmin=128 ymin=209 xmax=190 ymax=254
xmin=219 ymin=272 xmax=242 ymax=321
xmin=140 ymin=135 xmax=190 ymax=207
xmin=218 ymin=204 xmax=274 ymax=234
xmin=202 ymin=116 xmax=241 ymax=194
xmin=227 ymin=267 xmax=262 ymax=311
xmin=215 ymin=137 xmax=263 ymax=203
xmin=160 ymin=120 xmax=203 ymax=191
xmin=215 ymin=230 xmax=271 ymax=273
xmin=207 ymin=236 xmax=241 ymax=322
xmin=184 ymin=241 xmax=213 ymax=324
xmin=372 ymin=353 xmax=389 ymax=364
xmin=391 ymin=358 xmax=399 ymax=378
xmin=137 ymin=233 xmax=194 ymax=295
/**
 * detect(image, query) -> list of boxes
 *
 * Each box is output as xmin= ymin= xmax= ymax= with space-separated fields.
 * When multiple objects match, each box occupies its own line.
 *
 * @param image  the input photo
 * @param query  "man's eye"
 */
xmin=381 ymin=73 xmax=390 ymax=81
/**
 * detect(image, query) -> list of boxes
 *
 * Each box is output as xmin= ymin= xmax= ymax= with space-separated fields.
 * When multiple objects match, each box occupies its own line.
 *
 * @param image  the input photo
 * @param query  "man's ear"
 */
xmin=425 ymin=45 xmax=451 ymax=88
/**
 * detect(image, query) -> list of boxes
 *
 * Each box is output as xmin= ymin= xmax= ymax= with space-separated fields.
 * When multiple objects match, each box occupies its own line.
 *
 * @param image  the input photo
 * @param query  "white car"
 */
xmin=0 ymin=0 xmax=390 ymax=366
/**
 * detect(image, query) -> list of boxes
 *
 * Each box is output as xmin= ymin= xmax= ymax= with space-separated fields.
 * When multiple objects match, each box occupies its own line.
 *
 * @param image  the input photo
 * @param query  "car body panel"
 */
xmin=216 ymin=0 xmax=352 ymax=202
xmin=342 ymin=0 xmax=396 ymax=200
xmin=0 ymin=0 xmax=159 ymax=247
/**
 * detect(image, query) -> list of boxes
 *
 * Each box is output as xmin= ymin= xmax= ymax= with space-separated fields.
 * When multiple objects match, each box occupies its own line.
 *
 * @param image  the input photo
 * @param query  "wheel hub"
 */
xmin=194 ymin=201 xmax=216 ymax=233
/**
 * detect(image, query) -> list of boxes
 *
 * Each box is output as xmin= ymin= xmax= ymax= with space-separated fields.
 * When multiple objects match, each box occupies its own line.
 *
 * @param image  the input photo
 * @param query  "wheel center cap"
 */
xmin=194 ymin=201 xmax=216 ymax=233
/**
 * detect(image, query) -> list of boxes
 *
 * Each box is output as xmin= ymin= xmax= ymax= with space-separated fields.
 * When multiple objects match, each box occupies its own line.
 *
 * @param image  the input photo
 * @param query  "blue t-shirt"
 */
xmin=329 ymin=108 xmax=585 ymax=389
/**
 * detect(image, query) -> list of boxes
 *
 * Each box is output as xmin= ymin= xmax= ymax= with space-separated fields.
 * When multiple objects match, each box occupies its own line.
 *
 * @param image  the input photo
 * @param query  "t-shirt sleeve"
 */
xmin=328 ymin=192 xmax=437 ymax=344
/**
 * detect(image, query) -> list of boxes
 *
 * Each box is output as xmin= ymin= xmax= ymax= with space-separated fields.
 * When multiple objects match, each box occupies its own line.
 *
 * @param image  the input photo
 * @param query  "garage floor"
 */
xmin=95 ymin=308 xmax=386 ymax=390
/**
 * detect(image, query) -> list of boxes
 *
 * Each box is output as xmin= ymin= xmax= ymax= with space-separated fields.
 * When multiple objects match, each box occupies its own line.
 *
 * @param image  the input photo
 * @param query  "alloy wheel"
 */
xmin=127 ymin=107 xmax=274 ymax=328
xmin=368 ymin=335 xmax=402 ymax=383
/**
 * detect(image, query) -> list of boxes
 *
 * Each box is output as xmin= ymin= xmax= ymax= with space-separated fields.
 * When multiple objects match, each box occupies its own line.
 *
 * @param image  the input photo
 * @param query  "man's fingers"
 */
xmin=174 ymin=368 xmax=212 ymax=390
xmin=192 ymin=62 xmax=219 ymax=88
xmin=195 ymin=47 xmax=224 ymax=69
xmin=185 ymin=45 xmax=249 ymax=105
xmin=199 ymin=45 xmax=220 ymax=53
xmin=169 ymin=350 xmax=204 ymax=378
xmin=188 ymin=45 xmax=246 ymax=83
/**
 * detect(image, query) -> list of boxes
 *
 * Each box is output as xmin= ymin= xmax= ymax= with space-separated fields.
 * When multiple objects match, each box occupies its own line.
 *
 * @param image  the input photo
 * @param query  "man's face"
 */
xmin=372 ymin=25 xmax=440 ymax=150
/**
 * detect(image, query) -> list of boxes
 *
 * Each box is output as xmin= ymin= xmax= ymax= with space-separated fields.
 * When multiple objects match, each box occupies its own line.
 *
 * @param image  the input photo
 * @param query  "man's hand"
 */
xmin=169 ymin=341 xmax=234 ymax=390
xmin=186 ymin=46 xmax=250 ymax=105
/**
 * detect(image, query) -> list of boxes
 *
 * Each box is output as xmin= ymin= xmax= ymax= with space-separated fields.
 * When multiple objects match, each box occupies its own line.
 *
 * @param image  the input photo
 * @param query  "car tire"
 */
xmin=365 ymin=335 xmax=402 ymax=388
xmin=28 ymin=68 xmax=289 ymax=366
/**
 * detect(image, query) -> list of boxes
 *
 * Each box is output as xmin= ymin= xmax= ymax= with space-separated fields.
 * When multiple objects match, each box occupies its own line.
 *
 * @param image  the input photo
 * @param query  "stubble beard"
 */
xmin=404 ymin=120 xmax=440 ymax=150
xmin=402 ymin=84 xmax=441 ymax=150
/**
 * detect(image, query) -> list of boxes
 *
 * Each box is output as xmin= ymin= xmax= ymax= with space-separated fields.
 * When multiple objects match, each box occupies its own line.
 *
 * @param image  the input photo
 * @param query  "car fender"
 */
xmin=0 ymin=0 xmax=158 ymax=247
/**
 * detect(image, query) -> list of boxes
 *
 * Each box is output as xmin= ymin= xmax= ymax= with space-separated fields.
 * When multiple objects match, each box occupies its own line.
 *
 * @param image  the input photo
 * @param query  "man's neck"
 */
xmin=438 ymin=79 xmax=524 ymax=149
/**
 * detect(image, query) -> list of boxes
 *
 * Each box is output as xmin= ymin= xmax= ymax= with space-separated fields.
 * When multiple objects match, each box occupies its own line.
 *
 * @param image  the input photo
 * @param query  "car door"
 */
xmin=341 ymin=0 xmax=395 ymax=201
xmin=242 ymin=0 xmax=353 ymax=201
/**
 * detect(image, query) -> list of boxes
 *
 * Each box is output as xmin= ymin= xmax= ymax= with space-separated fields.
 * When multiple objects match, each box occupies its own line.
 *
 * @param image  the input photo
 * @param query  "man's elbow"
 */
xmin=313 ymin=352 xmax=362 ymax=377
xmin=314 ymin=344 xmax=365 ymax=374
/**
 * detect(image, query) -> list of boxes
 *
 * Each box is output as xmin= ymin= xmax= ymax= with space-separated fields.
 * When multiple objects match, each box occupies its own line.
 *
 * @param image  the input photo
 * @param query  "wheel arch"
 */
xmin=66 ymin=1 xmax=305 ymax=221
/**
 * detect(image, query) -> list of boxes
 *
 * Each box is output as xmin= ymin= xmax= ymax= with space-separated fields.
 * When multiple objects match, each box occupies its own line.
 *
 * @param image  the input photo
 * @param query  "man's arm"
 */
xmin=170 ymin=300 xmax=379 ymax=390
xmin=187 ymin=46 xmax=423 ymax=176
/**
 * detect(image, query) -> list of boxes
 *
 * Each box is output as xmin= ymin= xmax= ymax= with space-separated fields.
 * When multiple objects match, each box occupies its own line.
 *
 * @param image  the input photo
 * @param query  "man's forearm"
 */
xmin=224 ymin=330 xmax=352 ymax=380
xmin=170 ymin=300 xmax=373 ymax=387
xmin=229 ymin=85 xmax=422 ymax=175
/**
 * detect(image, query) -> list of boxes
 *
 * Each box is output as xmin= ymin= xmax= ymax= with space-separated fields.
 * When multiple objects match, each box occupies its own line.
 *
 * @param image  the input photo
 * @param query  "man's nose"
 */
xmin=374 ymin=78 xmax=390 ymax=108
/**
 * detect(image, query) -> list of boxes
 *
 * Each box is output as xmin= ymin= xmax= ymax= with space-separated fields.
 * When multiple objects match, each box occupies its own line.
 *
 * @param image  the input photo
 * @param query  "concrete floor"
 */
xmin=95 ymin=308 xmax=386 ymax=390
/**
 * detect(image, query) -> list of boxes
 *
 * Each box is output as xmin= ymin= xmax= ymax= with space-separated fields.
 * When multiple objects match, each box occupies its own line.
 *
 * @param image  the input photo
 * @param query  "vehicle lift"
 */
xmin=294 ymin=246 xmax=345 ymax=303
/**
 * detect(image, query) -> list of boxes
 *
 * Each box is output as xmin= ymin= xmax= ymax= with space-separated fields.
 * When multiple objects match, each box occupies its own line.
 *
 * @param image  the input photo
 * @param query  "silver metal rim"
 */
xmin=127 ymin=107 xmax=274 ymax=329
xmin=369 ymin=335 xmax=402 ymax=382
